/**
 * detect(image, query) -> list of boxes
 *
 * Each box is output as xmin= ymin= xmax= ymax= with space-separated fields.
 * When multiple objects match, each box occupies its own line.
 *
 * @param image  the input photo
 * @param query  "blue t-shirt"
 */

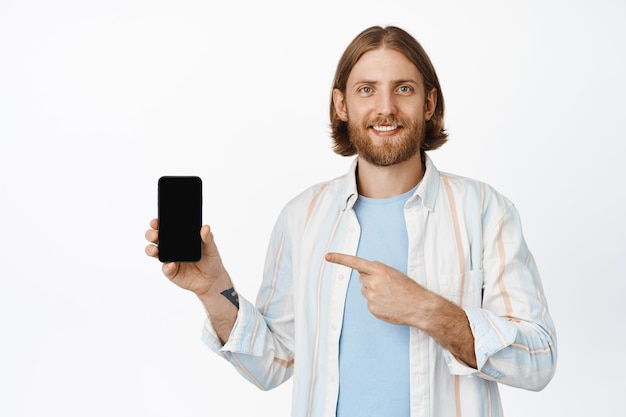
xmin=337 ymin=186 xmax=417 ymax=417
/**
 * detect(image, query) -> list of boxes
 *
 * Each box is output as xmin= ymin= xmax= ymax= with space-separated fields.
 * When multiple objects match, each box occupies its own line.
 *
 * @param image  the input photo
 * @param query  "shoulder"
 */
xmin=276 ymin=173 xmax=351 ymax=225
xmin=436 ymin=169 xmax=515 ymax=221
xmin=286 ymin=174 xmax=348 ymax=211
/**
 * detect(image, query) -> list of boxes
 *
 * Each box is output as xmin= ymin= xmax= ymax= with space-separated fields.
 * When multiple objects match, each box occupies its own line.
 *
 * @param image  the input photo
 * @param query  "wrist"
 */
xmin=195 ymin=273 xmax=238 ymax=311
xmin=409 ymin=289 xmax=442 ymax=331
xmin=194 ymin=269 xmax=231 ymax=298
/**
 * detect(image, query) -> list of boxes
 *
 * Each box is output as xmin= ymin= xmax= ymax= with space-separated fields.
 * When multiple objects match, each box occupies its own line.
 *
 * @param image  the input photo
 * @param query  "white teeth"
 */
xmin=373 ymin=125 xmax=398 ymax=132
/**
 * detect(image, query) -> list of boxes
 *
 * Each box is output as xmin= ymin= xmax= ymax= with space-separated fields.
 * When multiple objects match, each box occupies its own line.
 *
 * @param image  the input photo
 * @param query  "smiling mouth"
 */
xmin=371 ymin=124 xmax=400 ymax=132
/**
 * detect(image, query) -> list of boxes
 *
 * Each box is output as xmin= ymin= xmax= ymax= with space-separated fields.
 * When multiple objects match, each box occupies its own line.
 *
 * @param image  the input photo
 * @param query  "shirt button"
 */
xmin=338 ymin=274 xmax=344 ymax=281
xmin=330 ymin=376 xmax=336 ymax=383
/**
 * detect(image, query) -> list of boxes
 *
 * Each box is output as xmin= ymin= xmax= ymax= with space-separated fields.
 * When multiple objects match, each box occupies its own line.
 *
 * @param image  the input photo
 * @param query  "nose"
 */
xmin=376 ymin=90 xmax=397 ymax=116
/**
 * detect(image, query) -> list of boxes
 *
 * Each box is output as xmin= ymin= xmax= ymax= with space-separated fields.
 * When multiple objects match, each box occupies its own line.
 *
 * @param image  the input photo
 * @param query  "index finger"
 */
xmin=325 ymin=252 xmax=374 ymax=274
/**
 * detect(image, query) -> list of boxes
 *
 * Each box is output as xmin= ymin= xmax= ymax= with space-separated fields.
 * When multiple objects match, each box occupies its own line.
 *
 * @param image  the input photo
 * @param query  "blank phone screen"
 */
xmin=157 ymin=176 xmax=202 ymax=262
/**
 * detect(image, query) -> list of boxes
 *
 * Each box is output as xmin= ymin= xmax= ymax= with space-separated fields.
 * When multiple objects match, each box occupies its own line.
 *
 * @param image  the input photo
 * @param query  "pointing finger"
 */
xmin=325 ymin=252 xmax=374 ymax=274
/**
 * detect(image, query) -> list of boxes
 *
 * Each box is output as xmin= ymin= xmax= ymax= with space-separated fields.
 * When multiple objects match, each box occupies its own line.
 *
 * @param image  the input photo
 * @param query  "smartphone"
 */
xmin=157 ymin=176 xmax=203 ymax=262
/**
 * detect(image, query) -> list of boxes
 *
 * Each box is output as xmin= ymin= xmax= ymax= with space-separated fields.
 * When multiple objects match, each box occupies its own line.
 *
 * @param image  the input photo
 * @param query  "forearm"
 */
xmin=196 ymin=273 xmax=239 ymax=344
xmin=410 ymin=290 xmax=477 ymax=368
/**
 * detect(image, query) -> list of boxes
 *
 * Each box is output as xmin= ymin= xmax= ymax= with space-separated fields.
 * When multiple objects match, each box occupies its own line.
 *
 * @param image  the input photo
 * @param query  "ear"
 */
xmin=333 ymin=88 xmax=349 ymax=122
xmin=424 ymin=88 xmax=437 ymax=121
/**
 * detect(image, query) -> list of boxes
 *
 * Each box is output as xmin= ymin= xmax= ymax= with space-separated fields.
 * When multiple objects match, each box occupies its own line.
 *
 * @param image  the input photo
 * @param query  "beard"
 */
xmin=348 ymin=116 xmax=425 ymax=167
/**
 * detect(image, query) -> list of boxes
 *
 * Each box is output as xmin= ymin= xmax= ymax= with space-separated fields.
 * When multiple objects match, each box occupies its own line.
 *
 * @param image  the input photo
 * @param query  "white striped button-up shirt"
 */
xmin=202 ymin=154 xmax=557 ymax=417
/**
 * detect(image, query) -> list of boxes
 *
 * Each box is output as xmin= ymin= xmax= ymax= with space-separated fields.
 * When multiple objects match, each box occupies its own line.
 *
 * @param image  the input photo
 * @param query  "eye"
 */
xmin=397 ymin=85 xmax=413 ymax=94
xmin=358 ymin=86 xmax=373 ymax=95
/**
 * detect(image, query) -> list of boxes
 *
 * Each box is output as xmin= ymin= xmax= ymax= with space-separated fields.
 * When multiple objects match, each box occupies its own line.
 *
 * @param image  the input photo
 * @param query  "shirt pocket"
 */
xmin=436 ymin=269 xmax=484 ymax=309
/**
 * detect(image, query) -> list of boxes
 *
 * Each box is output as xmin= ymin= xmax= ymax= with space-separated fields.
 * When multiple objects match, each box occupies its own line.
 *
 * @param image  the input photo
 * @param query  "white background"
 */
xmin=1 ymin=0 xmax=624 ymax=416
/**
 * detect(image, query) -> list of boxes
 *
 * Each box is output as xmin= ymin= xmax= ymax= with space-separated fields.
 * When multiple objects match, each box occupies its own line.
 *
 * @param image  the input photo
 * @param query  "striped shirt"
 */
xmin=202 ymin=154 xmax=557 ymax=417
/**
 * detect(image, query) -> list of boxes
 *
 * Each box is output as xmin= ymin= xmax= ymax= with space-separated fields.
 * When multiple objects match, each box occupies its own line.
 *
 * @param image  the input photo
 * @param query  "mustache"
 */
xmin=365 ymin=116 xmax=406 ymax=128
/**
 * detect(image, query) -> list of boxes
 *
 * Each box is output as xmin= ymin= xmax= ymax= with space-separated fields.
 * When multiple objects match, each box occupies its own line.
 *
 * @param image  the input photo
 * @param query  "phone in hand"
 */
xmin=157 ymin=176 xmax=203 ymax=262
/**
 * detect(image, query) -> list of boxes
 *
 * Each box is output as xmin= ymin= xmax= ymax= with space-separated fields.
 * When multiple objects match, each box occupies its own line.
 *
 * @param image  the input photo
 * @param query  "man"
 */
xmin=145 ymin=25 xmax=557 ymax=417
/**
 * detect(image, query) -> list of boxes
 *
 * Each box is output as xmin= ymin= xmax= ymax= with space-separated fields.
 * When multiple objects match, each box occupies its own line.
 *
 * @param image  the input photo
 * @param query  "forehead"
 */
xmin=348 ymin=47 xmax=422 ymax=84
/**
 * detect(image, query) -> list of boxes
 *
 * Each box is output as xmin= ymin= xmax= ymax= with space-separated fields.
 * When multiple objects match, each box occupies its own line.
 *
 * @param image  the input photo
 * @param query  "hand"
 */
xmin=325 ymin=251 xmax=477 ymax=366
xmin=145 ymin=219 xmax=229 ymax=297
xmin=325 ymin=252 xmax=424 ymax=326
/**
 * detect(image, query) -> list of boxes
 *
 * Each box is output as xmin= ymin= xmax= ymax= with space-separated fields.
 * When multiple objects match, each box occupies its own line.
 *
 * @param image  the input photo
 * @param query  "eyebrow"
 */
xmin=350 ymin=79 xmax=420 ymax=88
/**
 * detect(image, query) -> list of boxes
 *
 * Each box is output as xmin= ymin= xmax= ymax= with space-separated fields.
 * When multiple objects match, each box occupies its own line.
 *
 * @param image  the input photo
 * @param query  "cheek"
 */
xmin=401 ymin=102 xmax=424 ymax=117
xmin=344 ymin=100 xmax=371 ymax=121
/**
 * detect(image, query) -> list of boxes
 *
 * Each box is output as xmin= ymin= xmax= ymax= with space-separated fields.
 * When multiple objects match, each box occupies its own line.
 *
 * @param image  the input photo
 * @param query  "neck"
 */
xmin=356 ymin=152 xmax=425 ymax=198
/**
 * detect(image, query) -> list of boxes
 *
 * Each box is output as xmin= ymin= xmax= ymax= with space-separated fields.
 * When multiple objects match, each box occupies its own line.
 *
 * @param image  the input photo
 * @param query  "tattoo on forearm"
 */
xmin=220 ymin=287 xmax=240 ymax=309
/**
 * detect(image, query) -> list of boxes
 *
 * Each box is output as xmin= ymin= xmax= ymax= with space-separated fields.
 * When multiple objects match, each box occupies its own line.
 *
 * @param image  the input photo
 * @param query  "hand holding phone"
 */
xmin=157 ymin=176 xmax=203 ymax=262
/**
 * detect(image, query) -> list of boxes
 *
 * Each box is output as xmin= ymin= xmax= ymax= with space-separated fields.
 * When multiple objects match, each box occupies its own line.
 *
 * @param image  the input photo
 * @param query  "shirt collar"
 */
xmin=414 ymin=153 xmax=440 ymax=211
xmin=342 ymin=158 xmax=359 ymax=211
xmin=341 ymin=153 xmax=440 ymax=212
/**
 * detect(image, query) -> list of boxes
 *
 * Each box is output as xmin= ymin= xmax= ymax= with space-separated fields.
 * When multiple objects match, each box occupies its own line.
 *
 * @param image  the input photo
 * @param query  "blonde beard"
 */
xmin=348 ymin=117 xmax=425 ymax=167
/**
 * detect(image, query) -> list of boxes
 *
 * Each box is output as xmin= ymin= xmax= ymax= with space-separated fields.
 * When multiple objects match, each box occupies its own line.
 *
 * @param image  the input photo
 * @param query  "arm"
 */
xmin=459 ymin=205 xmax=557 ymax=390
xmin=324 ymin=253 xmax=477 ymax=368
xmin=204 ymin=215 xmax=295 ymax=390
xmin=146 ymin=218 xmax=296 ymax=390
xmin=327 ymin=204 xmax=557 ymax=391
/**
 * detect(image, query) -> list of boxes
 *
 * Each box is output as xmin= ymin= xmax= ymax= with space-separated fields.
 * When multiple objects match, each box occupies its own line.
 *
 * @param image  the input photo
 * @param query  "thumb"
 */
xmin=200 ymin=225 xmax=220 ymax=257
xmin=200 ymin=224 xmax=211 ymax=242
xmin=162 ymin=262 xmax=180 ymax=280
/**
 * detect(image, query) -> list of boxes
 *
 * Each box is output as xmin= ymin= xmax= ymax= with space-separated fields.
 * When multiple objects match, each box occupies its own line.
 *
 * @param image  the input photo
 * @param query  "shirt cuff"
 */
xmin=200 ymin=317 xmax=224 ymax=354
xmin=200 ymin=296 xmax=267 ymax=357
xmin=443 ymin=308 xmax=517 ymax=376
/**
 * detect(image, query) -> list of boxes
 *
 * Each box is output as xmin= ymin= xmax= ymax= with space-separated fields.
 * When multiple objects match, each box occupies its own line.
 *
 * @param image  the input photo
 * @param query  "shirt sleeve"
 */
xmin=445 ymin=204 xmax=557 ymax=391
xmin=200 ymin=210 xmax=296 ymax=391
